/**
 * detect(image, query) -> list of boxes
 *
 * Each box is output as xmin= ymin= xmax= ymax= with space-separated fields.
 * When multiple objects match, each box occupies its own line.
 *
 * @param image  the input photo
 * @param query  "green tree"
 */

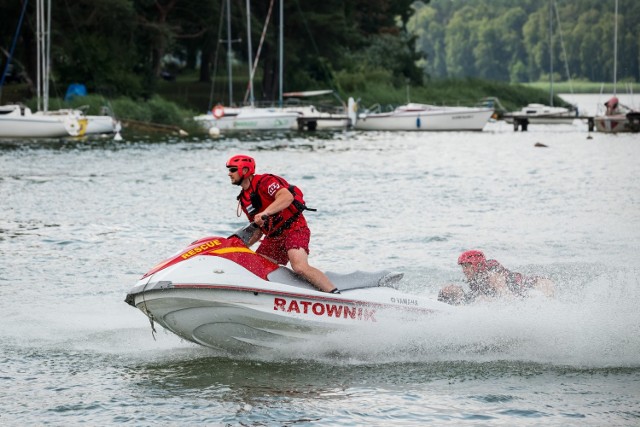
xmin=407 ymin=0 xmax=640 ymax=84
xmin=444 ymin=6 xmax=479 ymax=77
xmin=53 ymin=0 xmax=141 ymax=96
xmin=408 ymin=3 xmax=447 ymax=78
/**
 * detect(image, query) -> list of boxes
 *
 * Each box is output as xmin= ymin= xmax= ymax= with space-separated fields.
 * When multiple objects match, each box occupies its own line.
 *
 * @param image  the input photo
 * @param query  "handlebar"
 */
xmin=229 ymin=215 xmax=270 ymax=245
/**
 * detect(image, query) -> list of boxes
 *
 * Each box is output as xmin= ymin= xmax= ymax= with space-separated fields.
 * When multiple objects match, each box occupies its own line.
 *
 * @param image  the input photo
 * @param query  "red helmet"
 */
xmin=458 ymin=250 xmax=486 ymax=272
xmin=226 ymin=154 xmax=255 ymax=178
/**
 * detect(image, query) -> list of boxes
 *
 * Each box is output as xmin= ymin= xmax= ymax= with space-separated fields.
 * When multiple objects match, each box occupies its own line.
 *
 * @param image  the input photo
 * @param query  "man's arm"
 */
xmin=488 ymin=272 xmax=508 ymax=296
xmin=254 ymin=188 xmax=294 ymax=227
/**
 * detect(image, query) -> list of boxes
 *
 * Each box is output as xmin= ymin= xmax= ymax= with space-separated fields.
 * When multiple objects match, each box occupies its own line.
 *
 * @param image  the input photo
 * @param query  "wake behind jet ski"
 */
xmin=125 ymin=223 xmax=453 ymax=353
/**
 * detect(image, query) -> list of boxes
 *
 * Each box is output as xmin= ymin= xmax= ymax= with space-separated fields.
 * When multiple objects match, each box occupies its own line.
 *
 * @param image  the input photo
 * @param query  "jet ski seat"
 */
xmin=267 ymin=267 xmax=403 ymax=291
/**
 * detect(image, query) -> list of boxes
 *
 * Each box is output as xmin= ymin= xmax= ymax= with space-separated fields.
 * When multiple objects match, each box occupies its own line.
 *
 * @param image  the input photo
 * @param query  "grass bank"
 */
xmin=339 ymin=77 xmax=571 ymax=113
xmin=158 ymin=70 xmax=572 ymax=115
xmin=525 ymin=80 xmax=640 ymax=94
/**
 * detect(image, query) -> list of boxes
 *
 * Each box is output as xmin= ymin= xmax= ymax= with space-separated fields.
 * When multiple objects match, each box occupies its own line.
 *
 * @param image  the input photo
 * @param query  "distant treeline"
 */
xmin=409 ymin=0 xmax=640 ymax=83
xmin=0 ymin=0 xmax=420 ymax=103
xmin=1 ymin=0 xmax=637 ymax=106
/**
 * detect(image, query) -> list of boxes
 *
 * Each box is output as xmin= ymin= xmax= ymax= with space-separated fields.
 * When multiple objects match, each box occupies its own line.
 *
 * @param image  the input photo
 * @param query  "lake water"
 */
xmin=1 ymin=101 xmax=639 ymax=425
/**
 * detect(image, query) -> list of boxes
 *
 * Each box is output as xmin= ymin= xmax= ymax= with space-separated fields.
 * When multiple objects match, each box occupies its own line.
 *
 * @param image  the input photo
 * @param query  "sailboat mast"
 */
xmin=226 ymin=0 xmax=233 ymax=105
xmin=36 ymin=0 xmax=42 ymax=111
xmin=35 ymin=0 xmax=51 ymax=112
xmin=44 ymin=0 xmax=51 ymax=112
xmin=278 ymin=0 xmax=283 ymax=107
xmin=549 ymin=0 xmax=553 ymax=106
xmin=245 ymin=0 xmax=255 ymax=106
xmin=613 ymin=0 xmax=618 ymax=95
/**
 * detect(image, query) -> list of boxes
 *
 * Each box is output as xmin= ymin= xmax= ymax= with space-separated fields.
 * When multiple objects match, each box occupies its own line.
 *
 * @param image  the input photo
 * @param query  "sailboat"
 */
xmin=353 ymin=103 xmax=494 ymax=131
xmin=0 ymin=0 xmax=83 ymax=138
xmin=1 ymin=0 xmax=120 ymax=138
xmin=194 ymin=0 xmax=298 ymax=133
xmin=594 ymin=0 xmax=640 ymax=133
xmin=505 ymin=0 xmax=577 ymax=126
xmin=0 ymin=104 xmax=84 ymax=138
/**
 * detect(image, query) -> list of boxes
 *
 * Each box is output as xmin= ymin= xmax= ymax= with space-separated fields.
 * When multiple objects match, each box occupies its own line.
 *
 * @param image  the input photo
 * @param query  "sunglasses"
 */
xmin=228 ymin=167 xmax=238 ymax=173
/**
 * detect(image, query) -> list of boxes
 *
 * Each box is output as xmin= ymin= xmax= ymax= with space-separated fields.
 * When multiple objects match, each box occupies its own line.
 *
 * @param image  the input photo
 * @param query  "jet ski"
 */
xmin=125 ymin=224 xmax=452 ymax=352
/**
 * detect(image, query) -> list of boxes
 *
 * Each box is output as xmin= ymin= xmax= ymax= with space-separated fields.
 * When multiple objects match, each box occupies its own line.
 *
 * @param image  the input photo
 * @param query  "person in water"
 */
xmin=226 ymin=154 xmax=339 ymax=294
xmin=438 ymin=250 xmax=554 ymax=305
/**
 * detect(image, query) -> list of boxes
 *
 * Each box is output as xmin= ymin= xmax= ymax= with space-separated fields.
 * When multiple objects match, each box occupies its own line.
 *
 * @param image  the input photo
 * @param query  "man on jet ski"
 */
xmin=437 ymin=250 xmax=555 ymax=305
xmin=226 ymin=154 xmax=339 ymax=294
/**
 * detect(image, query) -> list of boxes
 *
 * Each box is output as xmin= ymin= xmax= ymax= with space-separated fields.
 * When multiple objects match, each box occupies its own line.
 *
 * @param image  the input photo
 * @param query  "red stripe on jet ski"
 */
xmin=170 ymin=283 xmax=436 ymax=314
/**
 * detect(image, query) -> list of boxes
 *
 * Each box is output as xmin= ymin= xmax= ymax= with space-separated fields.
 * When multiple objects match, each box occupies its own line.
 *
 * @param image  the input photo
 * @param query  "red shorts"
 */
xmin=256 ymin=225 xmax=310 ymax=265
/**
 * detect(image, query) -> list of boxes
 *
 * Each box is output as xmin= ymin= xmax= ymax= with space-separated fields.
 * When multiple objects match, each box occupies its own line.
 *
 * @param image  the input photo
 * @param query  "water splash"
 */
xmin=260 ymin=266 xmax=640 ymax=368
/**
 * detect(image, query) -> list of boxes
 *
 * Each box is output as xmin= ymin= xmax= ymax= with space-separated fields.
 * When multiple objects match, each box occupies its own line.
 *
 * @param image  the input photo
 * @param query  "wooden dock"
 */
xmin=503 ymin=115 xmax=595 ymax=131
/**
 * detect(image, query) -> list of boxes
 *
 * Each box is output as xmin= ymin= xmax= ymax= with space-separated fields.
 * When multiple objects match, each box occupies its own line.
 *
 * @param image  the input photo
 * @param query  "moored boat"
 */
xmin=594 ymin=96 xmax=640 ymax=133
xmin=282 ymin=90 xmax=355 ymax=130
xmin=194 ymin=106 xmax=299 ymax=132
xmin=42 ymin=108 xmax=120 ymax=136
xmin=0 ymin=104 xmax=83 ymax=138
xmin=504 ymin=103 xmax=577 ymax=125
xmin=284 ymin=104 xmax=352 ymax=131
xmin=594 ymin=1 xmax=639 ymax=133
xmin=84 ymin=115 xmax=121 ymax=135
xmin=354 ymin=103 xmax=493 ymax=131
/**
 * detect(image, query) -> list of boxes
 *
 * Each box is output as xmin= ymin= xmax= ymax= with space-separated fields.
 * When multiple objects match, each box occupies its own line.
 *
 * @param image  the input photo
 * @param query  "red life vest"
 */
xmin=237 ymin=174 xmax=314 ymax=237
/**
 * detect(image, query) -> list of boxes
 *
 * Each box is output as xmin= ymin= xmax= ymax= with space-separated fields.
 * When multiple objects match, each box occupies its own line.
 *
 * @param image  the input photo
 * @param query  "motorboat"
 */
xmin=284 ymin=104 xmax=351 ymax=131
xmin=504 ymin=103 xmax=577 ymax=125
xmin=0 ymin=104 xmax=84 ymax=138
xmin=125 ymin=224 xmax=452 ymax=352
xmin=354 ymin=103 xmax=494 ymax=131
xmin=282 ymin=91 xmax=356 ymax=130
xmin=193 ymin=106 xmax=299 ymax=132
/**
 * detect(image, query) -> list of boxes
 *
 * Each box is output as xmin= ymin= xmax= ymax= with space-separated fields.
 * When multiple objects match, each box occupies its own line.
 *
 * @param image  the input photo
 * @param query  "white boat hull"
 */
xmin=505 ymin=104 xmax=576 ymax=125
xmin=194 ymin=107 xmax=299 ymax=131
xmin=594 ymin=114 xmax=640 ymax=133
xmin=85 ymin=115 xmax=119 ymax=134
xmin=0 ymin=105 xmax=82 ymax=138
xmin=355 ymin=104 xmax=493 ymax=131
xmin=284 ymin=105 xmax=350 ymax=130
xmin=129 ymin=285 xmax=354 ymax=351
